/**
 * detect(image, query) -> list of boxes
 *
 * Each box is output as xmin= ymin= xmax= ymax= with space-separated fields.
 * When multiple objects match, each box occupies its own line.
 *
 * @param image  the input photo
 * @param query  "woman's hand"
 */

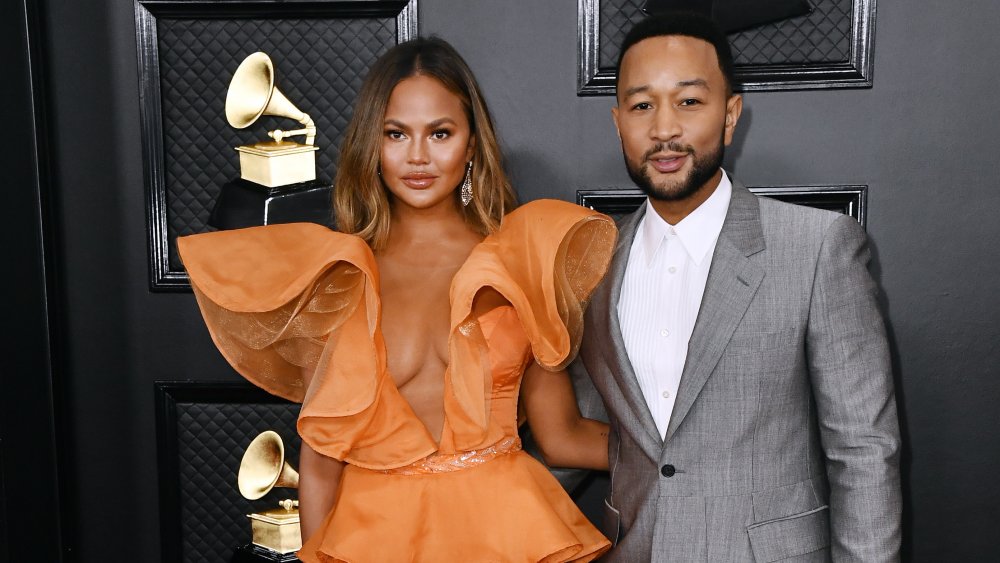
xmin=298 ymin=442 xmax=345 ymax=542
xmin=520 ymin=361 xmax=609 ymax=470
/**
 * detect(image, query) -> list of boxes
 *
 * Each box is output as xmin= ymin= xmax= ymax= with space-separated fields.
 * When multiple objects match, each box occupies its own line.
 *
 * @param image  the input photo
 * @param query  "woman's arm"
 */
xmin=298 ymin=441 xmax=345 ymax=542
xmin=520 ymin=361 xmax=609 ymax=470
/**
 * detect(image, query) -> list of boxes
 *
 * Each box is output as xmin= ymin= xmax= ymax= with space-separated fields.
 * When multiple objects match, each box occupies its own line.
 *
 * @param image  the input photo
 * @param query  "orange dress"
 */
xmin=178 ymin=199 xmax=617 ymax=562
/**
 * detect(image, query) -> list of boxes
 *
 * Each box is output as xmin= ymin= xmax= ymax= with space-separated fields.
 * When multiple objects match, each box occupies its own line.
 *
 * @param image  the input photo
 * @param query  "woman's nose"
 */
xmin=407 ymin=138 xmax=429 ymax=164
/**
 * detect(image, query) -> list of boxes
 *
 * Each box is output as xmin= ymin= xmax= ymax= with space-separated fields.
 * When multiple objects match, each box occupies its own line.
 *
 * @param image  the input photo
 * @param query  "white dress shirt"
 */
xmin=617 ymin=171 xmax=732 ymax=438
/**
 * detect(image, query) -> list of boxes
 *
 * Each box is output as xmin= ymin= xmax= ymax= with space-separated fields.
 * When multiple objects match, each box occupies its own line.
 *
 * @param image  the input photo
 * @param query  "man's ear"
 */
xmin=611 ymin=104 xmax=622 ymax=140
xmin=723 ymin=94 xmax=743 ymax=146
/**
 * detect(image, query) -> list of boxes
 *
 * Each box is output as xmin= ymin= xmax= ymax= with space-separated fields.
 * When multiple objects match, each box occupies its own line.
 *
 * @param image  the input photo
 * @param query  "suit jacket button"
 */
xmin=661 ymin=464 xmax=676 ymax=477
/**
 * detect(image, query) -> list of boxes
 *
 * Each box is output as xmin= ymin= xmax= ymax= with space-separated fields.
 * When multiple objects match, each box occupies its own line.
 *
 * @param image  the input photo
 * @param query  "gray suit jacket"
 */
xmin=573 ymin=181 xmax=901 ymax=562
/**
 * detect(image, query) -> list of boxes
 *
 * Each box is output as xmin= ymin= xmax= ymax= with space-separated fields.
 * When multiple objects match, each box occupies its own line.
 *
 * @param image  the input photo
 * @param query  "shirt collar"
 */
xmin=638 ymin=170 xmax=732 ymax=267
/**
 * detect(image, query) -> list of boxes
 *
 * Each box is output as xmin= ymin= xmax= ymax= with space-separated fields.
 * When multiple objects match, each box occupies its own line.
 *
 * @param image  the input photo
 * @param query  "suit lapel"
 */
xmin=594 ymin=205 xmax=664 ymax=452
xmin=665 ymin=182 xmax=766 ymax=442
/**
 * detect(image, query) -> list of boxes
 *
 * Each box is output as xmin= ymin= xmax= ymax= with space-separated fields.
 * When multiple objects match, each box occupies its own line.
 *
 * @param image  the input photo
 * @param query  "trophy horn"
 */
xmin=225 ymin=52 xmax=316 ymax=145
xmin=238 ymin=430 xmax=300 ymax=501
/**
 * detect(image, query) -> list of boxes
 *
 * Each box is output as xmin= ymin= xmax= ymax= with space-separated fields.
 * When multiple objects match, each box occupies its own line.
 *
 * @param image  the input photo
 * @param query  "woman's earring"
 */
xmin=460 ymin=161 xmax=473 ymax=207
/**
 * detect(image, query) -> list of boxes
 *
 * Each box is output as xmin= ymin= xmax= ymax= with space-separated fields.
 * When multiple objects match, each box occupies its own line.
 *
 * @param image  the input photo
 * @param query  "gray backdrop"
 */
xmin=19 ymin=0 xmax=1000 ymax=561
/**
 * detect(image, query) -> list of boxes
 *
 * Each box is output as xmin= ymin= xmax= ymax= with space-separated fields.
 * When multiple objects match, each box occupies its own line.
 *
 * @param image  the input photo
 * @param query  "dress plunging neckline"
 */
xmin=382 ymin=304 xmax=518 ymax=450
xmin=375 ymin=236 xmax=512 ymax=450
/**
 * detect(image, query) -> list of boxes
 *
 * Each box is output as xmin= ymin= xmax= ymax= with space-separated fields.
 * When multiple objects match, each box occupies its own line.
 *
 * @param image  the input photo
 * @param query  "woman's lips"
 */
xmin=401 ymin=174 xmax=437 ymax=189
xmin=648 ymin=154 xmax=688 ymax=173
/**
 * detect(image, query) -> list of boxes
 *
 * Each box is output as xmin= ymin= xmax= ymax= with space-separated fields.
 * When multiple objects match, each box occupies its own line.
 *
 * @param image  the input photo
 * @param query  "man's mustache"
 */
xmin=642 ymin=142 xmax=694 ymax=161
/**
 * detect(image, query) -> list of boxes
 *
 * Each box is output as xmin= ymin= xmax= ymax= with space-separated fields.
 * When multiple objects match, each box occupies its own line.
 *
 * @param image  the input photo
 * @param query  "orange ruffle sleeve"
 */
xmin=445 ymin=199 xmax=617 ymax=450
xmin=178 ymin=223 xmax=437 ymax=468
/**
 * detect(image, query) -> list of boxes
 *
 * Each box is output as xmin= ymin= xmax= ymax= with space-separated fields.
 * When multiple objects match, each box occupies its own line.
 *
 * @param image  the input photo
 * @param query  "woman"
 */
xmin=179 ymin=37 xmax=617 ymax=562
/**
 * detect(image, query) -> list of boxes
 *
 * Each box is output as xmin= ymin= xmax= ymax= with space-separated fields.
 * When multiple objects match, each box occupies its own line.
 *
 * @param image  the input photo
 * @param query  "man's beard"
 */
xmin=624 ymin=136 xmax=725 ymax=202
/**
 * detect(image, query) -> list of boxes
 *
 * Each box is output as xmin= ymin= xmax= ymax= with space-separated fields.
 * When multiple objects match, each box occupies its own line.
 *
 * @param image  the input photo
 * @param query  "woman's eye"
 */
xmin=385 ymin=130 xmax=405 ymax=140
xmin=431 ymin=130 xmax=451 ymax=140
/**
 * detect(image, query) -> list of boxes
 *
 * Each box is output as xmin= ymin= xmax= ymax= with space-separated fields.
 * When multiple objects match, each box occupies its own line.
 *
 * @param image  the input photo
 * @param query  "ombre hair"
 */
xmin=334 ymin=37 xmax=517 ymax=249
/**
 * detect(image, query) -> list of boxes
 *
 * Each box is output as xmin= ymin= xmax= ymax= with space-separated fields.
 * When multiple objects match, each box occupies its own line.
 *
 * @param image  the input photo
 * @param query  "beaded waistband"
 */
xmin=380 ymin=436 xmax=522 ymax=475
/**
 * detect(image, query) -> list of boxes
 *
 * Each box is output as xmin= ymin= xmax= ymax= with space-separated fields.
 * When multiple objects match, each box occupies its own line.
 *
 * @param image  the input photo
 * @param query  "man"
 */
xmin=572 ymin=13 xmax=902 ymax=561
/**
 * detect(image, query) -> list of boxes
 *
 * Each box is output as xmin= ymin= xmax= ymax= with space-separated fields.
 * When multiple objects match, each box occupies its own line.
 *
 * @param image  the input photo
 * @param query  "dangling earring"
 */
xmin=460 ymin=161 xmax=473 ymax=207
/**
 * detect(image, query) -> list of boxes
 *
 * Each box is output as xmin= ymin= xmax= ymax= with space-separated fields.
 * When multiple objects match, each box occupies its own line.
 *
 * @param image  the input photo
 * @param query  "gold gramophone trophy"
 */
xmin=209 ymin=52 xmax=333 ymax=230
xmin=226 ymin=52 xmax=317 ymax=187
xmin=231 ymin=431 xmax=302 ymax=563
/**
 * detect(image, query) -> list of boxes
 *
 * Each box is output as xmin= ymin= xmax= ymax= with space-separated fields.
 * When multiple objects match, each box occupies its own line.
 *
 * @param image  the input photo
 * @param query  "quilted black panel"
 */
xmin=598 ymin=0 xmax=852 ymax=68
xmin=176 ymin=401 xmax=301 ymax=563
xmin=156 ymin=17 xmax=396 ymax=270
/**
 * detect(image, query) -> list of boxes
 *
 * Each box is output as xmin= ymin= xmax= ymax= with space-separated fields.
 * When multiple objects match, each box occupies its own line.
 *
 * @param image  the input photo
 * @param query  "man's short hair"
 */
xmin=616 ymin=12 xmax=738 ymax=96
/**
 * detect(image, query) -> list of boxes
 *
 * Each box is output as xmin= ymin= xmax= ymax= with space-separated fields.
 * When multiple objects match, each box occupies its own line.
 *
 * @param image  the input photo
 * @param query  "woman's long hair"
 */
xmin=334 ymin=37 xmax=517 ymax=249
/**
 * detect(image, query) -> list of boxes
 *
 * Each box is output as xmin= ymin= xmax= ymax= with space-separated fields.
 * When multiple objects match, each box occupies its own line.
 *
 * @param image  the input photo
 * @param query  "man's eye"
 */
xmin=679 ymin=98 xmax=701 ymax=107
xmin=631 ymin=102 xmax=652 ymax=111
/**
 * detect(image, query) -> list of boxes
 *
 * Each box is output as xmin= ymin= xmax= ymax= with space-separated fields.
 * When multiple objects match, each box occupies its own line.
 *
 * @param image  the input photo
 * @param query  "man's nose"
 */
xmin=651 ymin=107 xmax=682 ymax=141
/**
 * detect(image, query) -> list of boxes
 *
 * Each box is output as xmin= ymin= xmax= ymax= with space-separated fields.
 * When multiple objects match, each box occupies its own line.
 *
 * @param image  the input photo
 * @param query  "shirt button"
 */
xmin=662 ymin=390 xmax=671 ymax=399
xmin=660 ymin=329 xmax=670 ymax=337
xmin=668 ymin=266 xmax=677 ymax=274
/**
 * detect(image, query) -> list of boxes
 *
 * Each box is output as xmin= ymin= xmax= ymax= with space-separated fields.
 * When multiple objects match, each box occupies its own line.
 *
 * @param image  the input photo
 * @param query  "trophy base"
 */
xmin=231 ymin=543 xmax=300 ymax=563
xmin=209 ymin=178 xmax=333 ymax=230
xmin=236 ymin=141 xmax=318 ymax=188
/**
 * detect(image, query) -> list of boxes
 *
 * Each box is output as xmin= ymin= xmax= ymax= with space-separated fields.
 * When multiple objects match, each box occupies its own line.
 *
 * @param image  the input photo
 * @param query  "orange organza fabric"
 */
xmin=178 ymin=199 xmax=617 ymax=562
